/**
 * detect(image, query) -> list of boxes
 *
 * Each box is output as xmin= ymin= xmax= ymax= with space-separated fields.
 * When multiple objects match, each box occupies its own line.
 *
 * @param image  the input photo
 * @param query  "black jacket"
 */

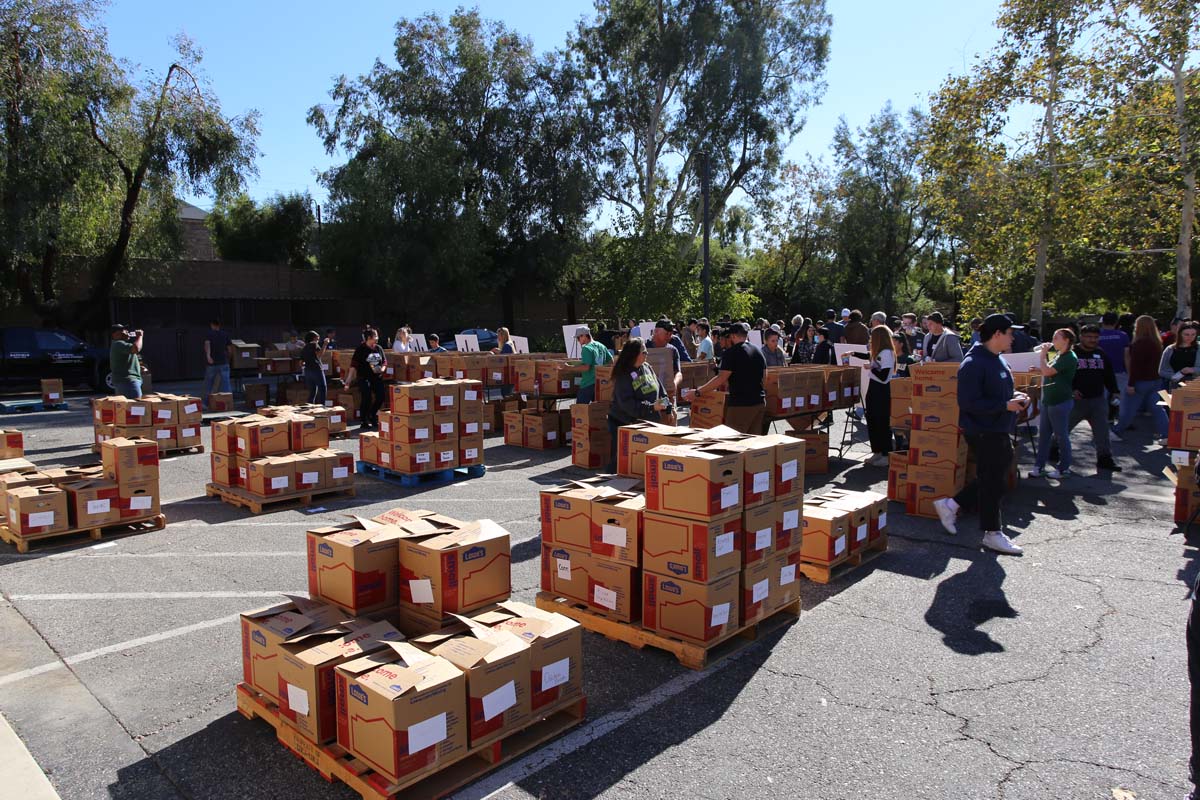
xmin=1072 ymin=345 xmax=1118 ymax=399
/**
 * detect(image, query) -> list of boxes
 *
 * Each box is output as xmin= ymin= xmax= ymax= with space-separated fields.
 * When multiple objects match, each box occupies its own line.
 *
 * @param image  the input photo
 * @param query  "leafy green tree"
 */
xmin=209 ymin=192 xmax=314 ymax=267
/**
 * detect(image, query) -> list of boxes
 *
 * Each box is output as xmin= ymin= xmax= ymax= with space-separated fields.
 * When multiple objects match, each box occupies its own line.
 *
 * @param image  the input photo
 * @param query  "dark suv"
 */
xmin=0 ymin=327 xmax=110 ymax=392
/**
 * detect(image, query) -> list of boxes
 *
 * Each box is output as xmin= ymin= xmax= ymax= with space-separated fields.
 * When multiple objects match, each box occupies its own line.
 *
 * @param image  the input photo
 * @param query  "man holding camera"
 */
xmin=110 ymin=324 xmax=144 ymax=399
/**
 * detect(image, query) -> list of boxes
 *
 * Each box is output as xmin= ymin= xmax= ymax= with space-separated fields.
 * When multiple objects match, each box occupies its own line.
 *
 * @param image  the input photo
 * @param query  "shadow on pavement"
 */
xmin=924 ymin=553 xmax=1016 ymax=655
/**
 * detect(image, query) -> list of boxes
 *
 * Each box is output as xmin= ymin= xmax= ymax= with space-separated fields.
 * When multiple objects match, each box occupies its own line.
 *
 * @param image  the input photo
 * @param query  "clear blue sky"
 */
xmin=101 ymin=0 xmax=1003 ymax=213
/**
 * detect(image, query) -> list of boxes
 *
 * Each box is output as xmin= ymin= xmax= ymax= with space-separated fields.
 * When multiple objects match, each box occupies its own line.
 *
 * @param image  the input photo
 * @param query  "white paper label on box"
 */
xmin=465 ymin=447 xmax=478 ymax=459
xmin=781 ymin=397 xmax=792 ymax=409
xmin=255 ymin=400 xmax=264 ymax=407
xmin=423 ymin=371 xmax=433 ymax=378
xmin=541 ymin=657 xmax=570 ymax=691
xmin=241 ymin=351 xmax=250 ymax=358
xmin=413 ymin=399 xmax=428 ymax=411
xmin=409 ymin=579 xmax=434 ymax=603
xmin=49 ymin=392 xmax=60 ymax=400
xmin=781 ymin=564 xmax=797 ymax=585
xmin=415 ymin=428 xmax=429 ymax=440
xmin=331 ymin=466 xmax=349 ymax=480
xmin=810 ymin=394 xmax=820 ymax=405
xmin=439 ymin=423 xmax=454 ymax=434
xmin=465 ymin=422 xmax=478 ymax=434
xmin=380 ymin=422 xmax=391 ymax=435
xmin=878 ymin=512 xmax=888 ymax=528
xmin=184 ymin=403 xmax=198 ymax=414
xmin=710 ymin=602 xmax=730 ymax=627
xmin=465 ymin=390 xmax=478 ymax=401
xmin=834 ymin=535 xmax=846 ymax=556
xmin=28 ymin=511 xmax=54 ymax=527
xmin=856 ymin=523 xmax=867 ymax=542
xmin=415 ymin=452 xmax=431 ymax=464
xmin=455 ymin=370 xmax=465 ymax=379
xmin=593 ymin=585 xmax=617 ymax=610
xmin=238 ymin=466 xmax=247 ymax=479
xmin=182 ymin=427 xmax=196 ymax=437
xmin=482 ymin=680 xmax=517 ymax=721
xmin=331 ymin=414 xmax=343 ymax=424
xmin=130 ymin=406 xmax=145 ymax=417
xmin=547 ymin=431 xmax=558 ymax=441
xmin=714 ymin=532 xmax=734 ymax=557
xmin=381 ymin=453 xmax=391 ymax=464
xmin=556 ymin=557 xmax=572 ymax=580
xmin=752 ymin=579 xmax=769 ymax=604
xmin=270 ymin=476 xmax=289 ymax=490
xmin=483 ymin=422 xmax=492 ymax=431
xmin=130 ymin=496 xmax=152 ymax=510
xmin=439 ymin=395 xmax=454 ymax=407
xmin=561 ymin=380 xmax=570 ymax=390
xmin=156 ymin=429 xmax=171 ymax=439
xmin=439 ymin=450 xmax=453 ymax=462
xmin=286 ymin=683 xmax=310 ymax=716
xmin=795 ymin=396 xmax=805 ymax=408
xmin=492 ymin=371 xmax=503 ymax=381
xmin=1173 ymin=450 xmax=1192 ymax=465
xmin=566 ymin=431 xmax=573 ymax=441
xmin=844 ymin=387 xmax=852 ymax=397
xmin=781 ymin=460 xmax=798 ymax=482
xmin=407 ymin=713 xmax=447 ymax=755
xmin=783 ymin=509 xmax=799 ymax=530
xmin=237 ymin=437 xmax=246 ymax=452
xmin=87 ymin=499 xmax=111 ymax=514
xmin=720 ymin=484 xmax=738 ymax=509
xmin=828 ymin=391 xmax=837 ymax=402
xmin=156 ymin=409 xmax=171 ymax=420
xmin=8 ymin=508 xmax=15 ymax=523
xmin=755 ymin=528 xmax=772 ymax=551
xmin=301 ymin=471 xmax=319 ymax=485
xmin=520 ymin=393 xmax=528 ymax=401
xmin=601 ymin=524 xmax=627 ymax=547
xmin=752 ymin=472 xmax=769 ymax=493
xmin=321 ymin=363 xmax=330 ymax=372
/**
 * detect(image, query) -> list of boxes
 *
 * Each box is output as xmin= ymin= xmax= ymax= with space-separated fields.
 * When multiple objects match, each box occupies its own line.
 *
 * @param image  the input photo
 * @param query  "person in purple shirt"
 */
xmin=1098 ymin=311 xmax=1130 ymax=419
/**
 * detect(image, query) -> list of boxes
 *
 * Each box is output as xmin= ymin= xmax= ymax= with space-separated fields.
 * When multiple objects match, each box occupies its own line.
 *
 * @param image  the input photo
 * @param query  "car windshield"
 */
xmin=36 ymin=330 xmax=82 ymax=351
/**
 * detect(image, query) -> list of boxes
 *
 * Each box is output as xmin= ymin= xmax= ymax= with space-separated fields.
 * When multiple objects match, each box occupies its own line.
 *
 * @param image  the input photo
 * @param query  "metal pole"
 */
xmin=701 ymin=151 xmax=710 ymax=319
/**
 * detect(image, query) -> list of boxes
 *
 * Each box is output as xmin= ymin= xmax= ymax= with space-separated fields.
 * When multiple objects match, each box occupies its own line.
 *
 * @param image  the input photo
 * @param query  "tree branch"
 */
xmin=84 ymin=105 xmax=132 ymax=183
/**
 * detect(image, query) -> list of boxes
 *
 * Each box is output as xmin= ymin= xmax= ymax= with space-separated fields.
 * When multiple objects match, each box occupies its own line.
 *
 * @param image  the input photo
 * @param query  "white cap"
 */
xmin=840 ymin=308 xmax=850 ymax=318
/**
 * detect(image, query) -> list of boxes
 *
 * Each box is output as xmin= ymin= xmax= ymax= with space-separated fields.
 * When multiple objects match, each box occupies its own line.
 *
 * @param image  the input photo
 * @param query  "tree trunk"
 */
xmin=1029 ymin=21 xmax=1061 ymax=327
xmin=1172 ymin=53 xmax=1194 ymax=319
xmin=565 ymin=292 xmax=577 ymax=325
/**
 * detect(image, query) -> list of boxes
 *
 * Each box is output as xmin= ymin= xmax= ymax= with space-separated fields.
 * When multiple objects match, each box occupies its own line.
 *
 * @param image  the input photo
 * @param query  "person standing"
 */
xmin=790 ymin=321 xmax=815 ymax=364
xmin=892 ymin=331 xmax=917 ymax=377
xmin=899 ymin=313 xmax=920 ymax=353
xmin=683 ymin=319 xmax=700 ymax=359
xmin=426 ymin=333 xmax=447 ymax=353
xmin=823 ymin=309 xmax=846 ymax=344
xmin=1007 ymin=315 xmax=1036 ymax=354
xmin=1098 ymin=311 xmax=1130 ymax=406
xmin=203 ymin=319 xmax=232 ymax=403
xmin=493 ymin=327 xmax=515 ymax=355
xmin=350 ymin=328 xmax=386 ymax=429
xmin=762 ymin=328 xmax=787 ymax=367
xmin=685 ymin=322 xmax=767 ymax=434
xmin=860 ymin=325 xmax=897 ymax=466
xmin=932 ymin=314 xmax=1029 ymax=556
xmin=392 ymin=327 xmax=413 ymax=354
xmin=301 ymin=331 xmax=328 ymax=406
xmin=648 ymin=320 xmax=687 ymax=398
xmin=605 ymin=338 xmax=671 ymax=472
xmin=1113 ymin=315 xmax=1168 ymax=441
xmin=1029 ymin=329 xmax=1079 ymax=479
xmin=1067 ymin=325 xmax=1121 ymax=472
xmin=575 ymin=325 xmax=612 ymax=404
xmin=921 ymin=313 xmax=965 ymax=363
xmin=843 ymin=310 xmax=870 ymax=346
xmin=109 ymin=324 xmax=144 ymax=399
xmin=1161 ymin=321 xmax=1200 ymax=390
xmin=696 ymin=322 xmax=714 ymax=361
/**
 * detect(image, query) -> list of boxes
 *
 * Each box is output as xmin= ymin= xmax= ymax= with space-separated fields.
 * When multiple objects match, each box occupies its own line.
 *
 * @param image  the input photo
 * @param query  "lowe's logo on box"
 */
xmin=921 ymin=449 xmax=936 ymax=458
xmin=662 ymin=459 xmax=685 ymax=472
xmin=926 ymin=416 xmax=942 ymax=423
xmin=552 ymin=548 xmax=571 ymax=560
xmin=1189 ymin=412 xmax=1200 ymax=421
xmin=919 ymin=484 xmax=935 ymax=493
xmin=464 ymin=546 xmax=486 ymax=562
xmin=318 ymin=543 xmax=334 ymax=558
xmin=660 ymin=581 xmax=682 ymax=595
xmin=251 ymin=630 xmax=267 ymax=647
xmin=667 ymin=561 xmax=689 ymax=576
xmin=633 ymin=434 xmax=649 ymax=443
xmin=554 ymin=499 xmax=571 ymax=510
xmin=350 ymin=685 xmax=369 ymax=704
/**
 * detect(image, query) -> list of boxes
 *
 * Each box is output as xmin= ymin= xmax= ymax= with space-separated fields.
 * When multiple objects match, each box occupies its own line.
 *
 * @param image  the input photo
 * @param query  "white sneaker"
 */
xmin=982 ymin=530 xmax=1024 ymax=556
xmin=932 ymin=497 xmax=958 ymax=535
xmin=1044 ymin=467 xmax=1061 ymax=479
xmin=1027 ymin=467 xmax=1042 ymax=478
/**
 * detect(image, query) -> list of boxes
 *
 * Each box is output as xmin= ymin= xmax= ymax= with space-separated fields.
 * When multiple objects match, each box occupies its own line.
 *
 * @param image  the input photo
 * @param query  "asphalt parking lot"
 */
xmin=0 ymin=383 xmax=1193 ymax=800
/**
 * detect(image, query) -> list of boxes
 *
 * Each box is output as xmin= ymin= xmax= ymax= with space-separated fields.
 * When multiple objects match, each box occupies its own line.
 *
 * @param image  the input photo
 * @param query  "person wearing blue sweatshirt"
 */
xmin=932 ymin=314 xmax=1031 ymax=556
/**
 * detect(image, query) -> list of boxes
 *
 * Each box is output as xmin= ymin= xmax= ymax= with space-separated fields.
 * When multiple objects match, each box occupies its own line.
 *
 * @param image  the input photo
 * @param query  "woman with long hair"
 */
xmin=493 ymin=327 xmax=514 ymax=355
xmin=392 ymin=327 xmax=412 ymax=354
xmin=860 ymin=325 xmax=897 ymax=466
xmin=789 ymin=320 xmax=815 ymax=364
xmin=1160 ymin=320 xmax=1200 ymax=390
xmin=1030 ymin=328 xmax=1078 ymax=478
xmin=892 ymin=331 xmax=916 ymax=378
xmin=1114 ymin=315 xmax=1168 ymax=440
xmin=605 ymin=338 xmax=671 ymax=472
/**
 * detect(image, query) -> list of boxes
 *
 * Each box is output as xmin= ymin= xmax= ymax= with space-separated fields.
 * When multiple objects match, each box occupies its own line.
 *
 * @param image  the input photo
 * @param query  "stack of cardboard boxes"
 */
xmin=358 ymin=379 xmax=485 ymax=475
xmin=0 ymin=429 xmax=24 ymax=458
xmin=503 ymin=407 xmax=570 ymax=451
xmin=92 ymin=394 xmax=205 ymax=454
xmin=209 ymin=407 xmax=353 ymax=500
xmin=570 ymin=403 xmax=611 ymax=469
xmin=899 ymin=363 xmax=967 ymax=518
xmin=804 ymin=488 xmax=888 ymax=567
xmin=40 ymin=379 xmax=65 ymax=407
xmin=1167 ymin=383 xmax=1200 ymax=522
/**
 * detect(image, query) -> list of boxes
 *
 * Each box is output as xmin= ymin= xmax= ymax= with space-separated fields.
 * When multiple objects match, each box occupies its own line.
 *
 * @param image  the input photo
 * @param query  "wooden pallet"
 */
xmin=535 ymin=592 xmax=801 ymax=671
xmin=204 ymin=482 xmax=356 ymax=514
xmin=355 ymin=461 xmax=486 ymax=488
xmin=797 ymin=535 xmax=889 ymax=584
xmin=328 ymin=429 xmax=356 ymax=440
xmin=235 ymin=683 xmax=586 ymax=800
xmin=0 ymin=513 xmax=166 ymax=554
xmin=92 ymin=443 xmax=206 ymax=457
xmin=0 ymin=399 xmax=69 ymax=414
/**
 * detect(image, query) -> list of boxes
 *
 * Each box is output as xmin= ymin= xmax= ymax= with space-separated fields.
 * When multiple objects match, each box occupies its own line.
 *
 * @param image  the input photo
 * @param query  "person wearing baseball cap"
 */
xmin=574 ymin=325 xmax=612 ymax=404
xmin=684 ymin=322 xmax=767 ymax=434
xmin=109 ymin=323 xmax=144 ymax=399
xmin=931 ymin=313 xmax=1030 ymax=556
xmin=648 ymin=319 xmax=691 ymax=398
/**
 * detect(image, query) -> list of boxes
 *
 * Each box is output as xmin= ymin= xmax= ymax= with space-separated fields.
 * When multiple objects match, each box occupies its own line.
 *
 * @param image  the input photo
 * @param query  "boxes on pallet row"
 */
xmin=63 ymin=479 xmax=120 ymax=527
xmin=101 ymin=437 xmax=159 ymax=484
xmin=641 ymin=510 xmax=742 ymax=582
xmin=208 ymin=393 xmax=234 ymax=411
xmin=0 ymin=430 xmax=23 ymax=458
xmin=334 ymin=642 xmax=468 ymax=785
xmin=817 ymin=488 xmax=888 ymax=543
xmin=240 ymin=597 xmax=354 ymax=704
xmin=6 ymin=485 xmax=69 ymax=535
xmin=41 ymin=378 xmax=64 ymax=405
xmin=740 ymin=502 xmax=778 ymax=565
xmin=643 ymin=443 xmax=743 ymax=522
xmin=473 ymin=601 xmax=584 ymax=713
xmin=642 ymin=571 xmax=740 ymax=645
xmin=399 ymin=519 xmax=512 ymax=621
xmin=540 ymin=542 xmax=640 ymax=622
xmin=800 ymin=506 xmax=850 ymax=565
xmin=905 ymin=463 xmax=966 ymax=518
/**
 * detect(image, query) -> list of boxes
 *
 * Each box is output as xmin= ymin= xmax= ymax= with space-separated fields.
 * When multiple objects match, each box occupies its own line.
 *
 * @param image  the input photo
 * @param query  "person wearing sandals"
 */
xmin=1029 ymin=328 xmax=1079 ymax=478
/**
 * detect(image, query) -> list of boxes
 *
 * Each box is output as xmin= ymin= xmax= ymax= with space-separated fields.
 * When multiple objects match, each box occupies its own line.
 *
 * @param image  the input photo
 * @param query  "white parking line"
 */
xmin=8 ymin=591 xmax=304 ymax=601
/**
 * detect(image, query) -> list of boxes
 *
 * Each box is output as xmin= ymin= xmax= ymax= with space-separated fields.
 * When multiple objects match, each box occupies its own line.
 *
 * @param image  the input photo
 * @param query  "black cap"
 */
xmin=980 ymin=313 xmax=1017 ymax=341
xmin=654 ymin=319 xmax=675 ymax=332
xmin=110 ymin=323 xmax=127 ymax=334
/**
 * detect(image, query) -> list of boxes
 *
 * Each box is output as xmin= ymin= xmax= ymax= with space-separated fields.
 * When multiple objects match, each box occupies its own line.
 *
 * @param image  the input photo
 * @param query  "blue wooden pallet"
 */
xmin=0 ymin=399 xmax=69 ymax=414
xmin=356 ymin=460 xmax=486 ymax=488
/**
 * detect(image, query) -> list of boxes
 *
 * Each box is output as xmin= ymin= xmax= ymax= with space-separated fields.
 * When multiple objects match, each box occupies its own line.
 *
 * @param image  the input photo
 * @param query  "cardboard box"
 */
xmin=776 ymin=494 xmax=803 ymax=551
xmin=541 ymin=543 xmax=640 ymax=622
xmin=244 ymin=383 xmax=271 ymax=410
xmin=740 ymin=502 xmax=777 ymax=565
xmin=887 ymin=451 xmax=909 ymax=501
xmin=382 ymin=412 xmax=433 ymax=444
xmin=432 ymin=438 xmax=458 ymax=470
xmin=210 ymin=451 xmax=240 ymax=488
xmin=727 ymin=437 xmax=775 ymax=508
xmin=911 ymin=393 xmax=961 ymax=433
xmin=905 ymin=464 xmax=966 ymax=518
xmin=523 ymin=411 xmax=562 ymax=450
xmin=803 ymin=431 xmax=829 ymax=474
xmin=594 ymin=365 xmax=614 ymax=402
xmin=321 ymin=449 xmax=356 ymax=488
xmin=41 ymin=378 xmax=64 ymax=405
xmin=210 ymin=418 xmax=241 ymax=455
xmin=241 ymin=598 xmax=351 ymax=703
xmin=277 ymin=620 xmax=405 ymax=744
xmin=484 ymin=356 xmax=508 ymax=387
xmin=63 ymin=479 xmax=121 ymax=528
xmin=391 ymin=383 xmax=436 ymax=414
xmin=208 ymin=392 xmax=234 ymax=412
xmin=100 ymin=437 xmax=159 ymax=484
xmin=589 ymin=492 xmax=644 ymax=566
xmin=245 ymin=456 xmax=295 ymax=497
xmin=571 ymin=428 xmax=611 ymax=470
xmin=430 ymin=381 xmax=458 ymax=413
xmin=540 ymin=485 xmax=602 ymax=550
xmin=143 ymin=396 xmax=177 ymax=425
xmin=387 ymin=442 xmax=436 ymax=474
xmin=7 ymin=485 xmax=69 ymax=535
xmin=767 ymin=551 xmax=801 ymax=613
xmin=151 ymin=424 xmax=177 ymax=450
xmin=816 ymin=495 xmax=868 ymax=552
xmin=458 ymin=380 xmax=484 ymax=413
xmin=503 ymin=411 xmax=524 ymax=447
xmin=291 ymin=450 xmax=329 ymax=491
xmin=688 ymin=390 xmax=727 ymax=429
xmin=399 ymin=520 xmax=511 ymax=617
xmin=571 ymin=402 xmax=610 ymax=432
xmin=644 ymin=444 xmax=743 ymax=521
xmin=800 ymin=506 xmax=850 ymax=565
xmin=289 ymin=415 xmax=331 ymax=451
xmin=477 ymin=601 xmax=584 ymax=713
xmin=231 ymin=340 xmax=262 ymax=369
xmin=739 ymin=558 xmax=774 ymax=626
xmin=643 ymin=571 xmax=739 ymax=645
xmin=910 ymin=363 xmax=959 ymax=400
xmin=115 ymin=478 xmax=159 ymax=519
xmin=334 ymin=642 xmax=468 ymax=784
xmin=359 ymin=432 xmax=381 ymax=466
xmin=750 ymin=434 xmax=804 ymax=499
xmin=176 ymin=423 xmax=202 ymax=450
xmin=1169 ymin=384 xmax=1200 ymax=449
xmin=641 ymin=510 xmax=741 ymax=582
xmin=307 ymin=522 xmax=404 ymax=615
xmin=459 ymin=407 xmax=484 ymax=439
xmin=432 ymin=412 xmax=457 ymax=442
xmin=907 ymin=429 xmax=967 ymax=469
xmin=0 ymin=470 xmax=49 ymax=519
xmin=459 ymin=435 xmax=485 ymax=467
xmin=234 ymin=419 xmax=290 ymax=458
xmin=113 ymin=397 xmax=151 ymax=426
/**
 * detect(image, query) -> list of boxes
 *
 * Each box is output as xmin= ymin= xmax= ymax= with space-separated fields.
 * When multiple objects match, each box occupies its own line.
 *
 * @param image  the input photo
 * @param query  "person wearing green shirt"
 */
xmin=1030 ymin=328 xmax=1078 ymax=479
xmin=109 ymin=323 xmax=144 ymax=399
xmin=574 ymin=326 xmax=612 ymax=404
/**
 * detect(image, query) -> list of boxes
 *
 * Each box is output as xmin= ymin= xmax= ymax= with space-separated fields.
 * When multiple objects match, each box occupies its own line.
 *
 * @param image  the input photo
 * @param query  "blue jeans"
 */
xmin=1115 ymin=378 xmax=1168 ymax=437
xmin=304 ymin=367 xmax=327 ymax=406
xmin=204 ymin=364 xmax=231 ymax=397
xmin=1036 ymin=399 xmax=1073 ymax=471
xmin=577 ymin=384 xmax=596 ymax=405
xmin=114 ymin=378 xmax=142 ymax=399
